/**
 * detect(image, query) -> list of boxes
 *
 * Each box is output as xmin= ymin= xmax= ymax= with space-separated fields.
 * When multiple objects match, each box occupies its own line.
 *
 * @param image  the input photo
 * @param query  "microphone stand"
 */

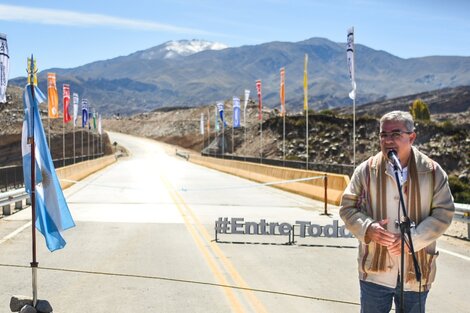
xmin=391 ymin=163 xmax=421 ymax=313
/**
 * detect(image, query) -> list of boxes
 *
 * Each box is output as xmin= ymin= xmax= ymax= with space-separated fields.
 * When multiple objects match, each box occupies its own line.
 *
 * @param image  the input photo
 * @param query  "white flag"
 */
xmin=200 ymin=113 xmax=204 ymax=135
xmin=72 ymin=93 xmax=79 ymax=126
xmin=347 ymin=27 xmax=356 ymax=100
xmin=98 ymin=114 xmax=102 ymax=135
xmin=0 ymin=33 xmax=9 ymax=103
xmin=243 ymin=89 xmax=250 ymax=126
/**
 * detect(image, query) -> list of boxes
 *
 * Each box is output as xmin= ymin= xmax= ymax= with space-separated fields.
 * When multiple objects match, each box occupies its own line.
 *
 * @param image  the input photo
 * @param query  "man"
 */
xmin=340 ymin=111 xmax=454 ymax=313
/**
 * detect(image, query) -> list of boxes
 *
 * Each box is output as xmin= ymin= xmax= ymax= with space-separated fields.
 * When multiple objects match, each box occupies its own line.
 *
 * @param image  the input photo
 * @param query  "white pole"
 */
xmin=306 ymin=109 xmax=309 ymax=169
xmin=260 ymin=117 xmax=263 ymax=163
xmin=283 ymin=113 xmax=285 ymax=165
xmin=48 ymin=117 xmax=50 ymax=149
xmin=73 ymin=124 xmax=75 ymax=163
xmin=62 ymin=115 xmax=65 ymax=166
xmin=353 ymin=97 xmax=356 ymax=168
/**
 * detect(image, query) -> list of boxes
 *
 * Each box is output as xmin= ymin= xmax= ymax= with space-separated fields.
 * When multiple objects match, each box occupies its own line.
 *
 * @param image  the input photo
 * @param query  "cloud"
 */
xmin=0 ymin=4 xmax=215 ymax=35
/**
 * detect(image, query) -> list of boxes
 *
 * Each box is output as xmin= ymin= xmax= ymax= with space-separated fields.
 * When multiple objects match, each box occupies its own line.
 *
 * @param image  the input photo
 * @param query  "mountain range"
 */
xmin=10 ymin=38 xmax=470 ymax=115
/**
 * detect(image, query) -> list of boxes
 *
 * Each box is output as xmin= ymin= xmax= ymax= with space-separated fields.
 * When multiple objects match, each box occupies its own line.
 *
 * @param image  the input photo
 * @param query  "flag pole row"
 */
xmin=201 ymin=27 xmax=357 ymax=169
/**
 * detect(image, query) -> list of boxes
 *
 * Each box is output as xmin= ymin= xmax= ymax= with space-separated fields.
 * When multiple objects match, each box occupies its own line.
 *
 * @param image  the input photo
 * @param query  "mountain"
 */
xmin=10 ymin=38 xmax=470 ymax=115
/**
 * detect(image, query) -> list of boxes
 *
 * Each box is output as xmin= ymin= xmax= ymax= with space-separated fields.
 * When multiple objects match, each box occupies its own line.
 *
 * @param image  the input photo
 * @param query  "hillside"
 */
xmin=10 ymin=38 xmax=470 ymax=115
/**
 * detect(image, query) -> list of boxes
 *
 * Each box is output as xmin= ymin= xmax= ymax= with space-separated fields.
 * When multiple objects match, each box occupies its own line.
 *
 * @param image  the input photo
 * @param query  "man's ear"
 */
xmin=409 ymin=132 xmax=417 ymax=145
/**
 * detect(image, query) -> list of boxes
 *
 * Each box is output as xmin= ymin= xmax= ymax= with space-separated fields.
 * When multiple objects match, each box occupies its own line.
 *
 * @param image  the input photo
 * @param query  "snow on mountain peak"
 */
xmin=137 ymin=39 xmax=228 ymax=60
xmin=163 ymin=40 xmax=228 ymax=58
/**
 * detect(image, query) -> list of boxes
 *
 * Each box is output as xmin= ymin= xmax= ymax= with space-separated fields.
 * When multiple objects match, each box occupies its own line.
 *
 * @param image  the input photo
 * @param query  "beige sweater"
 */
xmin=340 ymin=147 xmax=454 ymax=291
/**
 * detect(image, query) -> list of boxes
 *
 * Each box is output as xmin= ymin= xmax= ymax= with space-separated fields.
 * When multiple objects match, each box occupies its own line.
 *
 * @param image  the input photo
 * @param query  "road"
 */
xmin=0 ymin=132 xmax=469 ymax=312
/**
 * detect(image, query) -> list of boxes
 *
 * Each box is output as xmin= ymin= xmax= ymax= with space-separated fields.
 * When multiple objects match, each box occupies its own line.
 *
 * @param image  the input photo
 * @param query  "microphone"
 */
xmin=387 ymin=149 xmax=403 ymax=172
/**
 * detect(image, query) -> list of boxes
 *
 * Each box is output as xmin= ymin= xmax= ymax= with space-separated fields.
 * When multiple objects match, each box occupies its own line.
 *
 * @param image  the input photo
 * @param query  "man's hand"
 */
xmin=365 ymin=219 xmax=398 ymax=247
xmin=387 ymin=237 xmax=410 ymax=256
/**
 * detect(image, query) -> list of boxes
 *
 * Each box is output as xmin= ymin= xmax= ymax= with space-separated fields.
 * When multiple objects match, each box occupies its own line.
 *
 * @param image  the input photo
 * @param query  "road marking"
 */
xmin=0 ymin=221 xmax=32 ymax=245
xmin=439 ymin=248 xmax=470 ymax=262
xmin=162 ymin=175 xmax=269 ymax=313
xmin=161 ymin=176 xmax=244 ymax=313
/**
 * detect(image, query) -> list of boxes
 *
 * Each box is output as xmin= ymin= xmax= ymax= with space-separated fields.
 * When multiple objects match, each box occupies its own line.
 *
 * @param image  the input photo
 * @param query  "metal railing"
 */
xmin=201 ymin=152 xmax=355 ymax=176
xmin=0 ymin=153 xmax=104 ymax=192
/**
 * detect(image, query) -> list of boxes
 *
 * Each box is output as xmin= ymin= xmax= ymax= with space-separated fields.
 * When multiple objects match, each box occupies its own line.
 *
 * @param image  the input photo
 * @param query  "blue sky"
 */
xmin=1 ymin=0 xmax=469 ymax=78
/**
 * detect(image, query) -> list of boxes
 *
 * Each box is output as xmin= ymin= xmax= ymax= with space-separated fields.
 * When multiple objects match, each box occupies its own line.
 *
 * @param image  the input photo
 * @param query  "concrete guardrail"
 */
xmin=0 ymin=155 xmax=117 ymax=217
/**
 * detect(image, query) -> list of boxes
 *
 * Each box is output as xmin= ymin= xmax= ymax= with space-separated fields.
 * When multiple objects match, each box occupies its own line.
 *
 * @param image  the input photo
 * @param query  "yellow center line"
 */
xmin=162 ymin=175 xmax=269 ymax=313
xmin=161 ymin=175 xmax=244 ymax=313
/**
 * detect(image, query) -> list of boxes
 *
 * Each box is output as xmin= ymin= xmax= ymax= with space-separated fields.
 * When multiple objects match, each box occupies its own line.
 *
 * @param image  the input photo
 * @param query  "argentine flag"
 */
xmin=22 ymin=84 xmax=75 ymax=252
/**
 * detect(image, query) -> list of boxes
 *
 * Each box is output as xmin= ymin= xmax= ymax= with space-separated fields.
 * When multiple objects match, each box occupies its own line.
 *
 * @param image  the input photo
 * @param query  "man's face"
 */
xmin=379 ymin=120 xmax=416 ymax=166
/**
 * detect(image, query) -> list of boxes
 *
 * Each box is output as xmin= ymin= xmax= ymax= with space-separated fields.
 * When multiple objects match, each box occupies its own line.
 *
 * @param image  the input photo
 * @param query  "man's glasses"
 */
xmin=379 ymin=131 xmax=413 ymax=140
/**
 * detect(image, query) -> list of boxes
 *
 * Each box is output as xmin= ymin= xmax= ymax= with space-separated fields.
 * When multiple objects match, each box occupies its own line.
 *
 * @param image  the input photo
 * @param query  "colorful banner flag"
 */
xmin=303 ymin=54 xmax=308 ymax=111
xmin=0 ymin=33 xmax=9 ymax=103
xmin=93 ymin=110 xmax=97 ymax=130
xmin=207 ymin=109 xmax=210 ymax=134
xmin=217 ymin=102 xmax=226 ymax=127
xmin=200 ymin=113 xmax=204 ymax=135
xmin=256 ymin=80 xmax=262 ymax=120
xmin=63 ymin=84 xmax=71 ymax=123
xmin=280 ymin=67 xmax=285 ymax=116
xmin=47 ymin=73 xmax=58 ymax=118
xmin=27 ymin=57 xmax=38 ymax=86
xmin=244 ymin=89 xmax=250 ymax=125
xmin=72 ymin=93 xmax=79 ymax=127
xmin=215 ymin=105 xmax=219 ymax=132
xmin=81 ymin=99 xmax=88 ymax=128
xmin=98 ymin=114 xmax=102 ymax=135
xmin=233 ymin=97 xmax=241 ymax=128
xmin=347 ymin=27 xmax=356 ymax=100
xmin=21 ymin=60 xmax=75 ymax=252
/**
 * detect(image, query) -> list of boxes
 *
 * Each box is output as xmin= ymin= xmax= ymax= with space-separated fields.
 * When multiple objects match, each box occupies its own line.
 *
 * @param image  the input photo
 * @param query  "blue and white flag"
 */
xmin=21 ymin=84 xmax=75 ymax=252
xmin=81 ymin=99 xmax=88 ymax=128
xmin=0 ymin=33 xmax=9 ymax=103
xmin=214 ymin=105 xmax=219 ymax=132
xmin=200 ymin=113 xmax=204 ymax=135
xmin=347 ymin=27 xmax=356 ymax=100
xmin=217 ymin=102 xmax=226 ymax=127
xmin=233 ymin=97 xmax=241 ymax=128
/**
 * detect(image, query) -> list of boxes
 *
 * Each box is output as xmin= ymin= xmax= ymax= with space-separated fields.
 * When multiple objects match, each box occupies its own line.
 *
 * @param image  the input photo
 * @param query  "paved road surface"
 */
xmin=0 ymin=132 xmax=468 ymax=312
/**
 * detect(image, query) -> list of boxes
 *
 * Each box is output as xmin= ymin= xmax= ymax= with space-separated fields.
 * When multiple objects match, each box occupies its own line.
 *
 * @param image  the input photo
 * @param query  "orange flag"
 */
xmin=280 ymin=67 xmax=285 ymax=116
xmin=47 ymin=73 xmax=59 ymax=118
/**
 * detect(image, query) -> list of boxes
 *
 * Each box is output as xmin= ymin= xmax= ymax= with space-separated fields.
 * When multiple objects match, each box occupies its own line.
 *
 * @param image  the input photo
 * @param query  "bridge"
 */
xmin=0 ymin=132 xmax=468 ymax=312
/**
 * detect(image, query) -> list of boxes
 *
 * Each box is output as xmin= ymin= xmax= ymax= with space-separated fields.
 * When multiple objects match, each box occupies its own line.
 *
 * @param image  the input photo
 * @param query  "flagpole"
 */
xmin=306 ymin=108 xmax=309 ymax=169
xmin=48 ymin=117 xmax=50 ymax=150
xmin=73 ymin=123 xmax=75 ymax=163
xmin=283 ymin=112 xmax=285 ymax=165
xmin=260 ymin=117 xmax=263 ymax=164
xmin=28 ymin=55 xmax=39 ymax=307
xmin=303 ymin=54 xmax=309 ymax=169
xmin=353 ymin=97 xmax=356 ymax=168
xmin=244 ymin=117 xmax=247 ymax=162
xmin=81 ymin=129 xmax=83 ymax=162
xmin=62 ymin=110 xmax=65 ymax=167
xmin=87 ymin=126 xmax=90 ymax=160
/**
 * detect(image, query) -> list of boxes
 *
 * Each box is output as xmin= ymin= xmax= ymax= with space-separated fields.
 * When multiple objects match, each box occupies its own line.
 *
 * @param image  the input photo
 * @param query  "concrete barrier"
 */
xmin=189 ymin=155 xmax=350 ymax=205
xmin=56 ymin=155 xmax=117 ymax=189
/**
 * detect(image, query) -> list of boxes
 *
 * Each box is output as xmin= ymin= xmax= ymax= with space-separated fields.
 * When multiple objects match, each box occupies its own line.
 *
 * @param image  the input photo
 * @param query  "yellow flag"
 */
xmin=27 ymin=57 xmax=38 ymax=86
xmin=47 ymin=73 xmax=59 ymax=118
xmin=303 ymin=54 xmax=308 ymax=111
